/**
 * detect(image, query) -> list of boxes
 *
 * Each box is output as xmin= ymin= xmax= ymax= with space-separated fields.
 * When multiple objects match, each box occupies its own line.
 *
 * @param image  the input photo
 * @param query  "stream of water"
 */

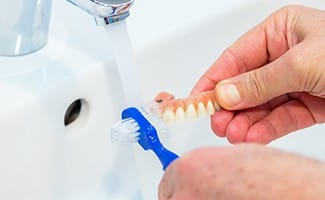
xmin=106 ymin=21 xmax=142 ymax=107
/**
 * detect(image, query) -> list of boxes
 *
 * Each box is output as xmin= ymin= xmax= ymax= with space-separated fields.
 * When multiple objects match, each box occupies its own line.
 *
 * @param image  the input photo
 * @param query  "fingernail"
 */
xmin=216 ymin=83 xmax=241 ymax=108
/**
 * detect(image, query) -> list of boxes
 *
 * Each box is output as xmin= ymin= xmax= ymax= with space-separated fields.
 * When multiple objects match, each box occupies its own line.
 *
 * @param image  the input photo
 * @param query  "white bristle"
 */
xmin=140 ymin=102 xmax=168 ymax=138
xmin=111 ymin=118 xmax=141 ymax=144
xmin=110 ymin=102 xmax=169 ymax=144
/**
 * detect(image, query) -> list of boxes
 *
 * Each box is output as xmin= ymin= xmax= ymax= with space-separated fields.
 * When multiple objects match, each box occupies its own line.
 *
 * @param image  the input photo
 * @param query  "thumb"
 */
xmin=214 ymin=55 xmax=298 ymax=110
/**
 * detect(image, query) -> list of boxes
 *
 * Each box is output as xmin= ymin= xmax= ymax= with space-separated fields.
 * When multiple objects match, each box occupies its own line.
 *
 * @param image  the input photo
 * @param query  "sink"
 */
xmin=0 ymin=0 xmax=323 ymax=199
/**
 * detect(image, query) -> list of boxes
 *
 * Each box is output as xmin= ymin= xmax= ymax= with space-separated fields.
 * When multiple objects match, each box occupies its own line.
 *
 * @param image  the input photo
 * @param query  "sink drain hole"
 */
xmin=64 ymin=99 xmax=88 ymax=127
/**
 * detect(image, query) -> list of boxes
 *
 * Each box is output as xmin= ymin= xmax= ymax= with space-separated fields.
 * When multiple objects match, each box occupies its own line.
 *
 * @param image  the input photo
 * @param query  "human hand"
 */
xmin=191 ymin=5 xmax=325 ymax=144
xmin=158 ymin=144 xmax=325 ymax=200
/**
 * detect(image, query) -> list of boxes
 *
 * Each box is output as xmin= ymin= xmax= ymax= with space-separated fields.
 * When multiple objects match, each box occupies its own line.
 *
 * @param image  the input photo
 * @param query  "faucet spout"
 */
xmin=67 ymin=0 xmax=134 ymax=26
xmin=0 ymin=0 xmax=134 ymax=57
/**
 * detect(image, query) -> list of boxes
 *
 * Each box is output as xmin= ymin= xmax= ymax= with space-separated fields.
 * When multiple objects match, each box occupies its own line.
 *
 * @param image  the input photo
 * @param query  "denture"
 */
xmin=154 ymin=91 xmax=221 ymax=125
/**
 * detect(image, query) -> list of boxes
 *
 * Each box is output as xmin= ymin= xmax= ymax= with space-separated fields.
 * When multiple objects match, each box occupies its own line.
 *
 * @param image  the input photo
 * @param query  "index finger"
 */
xmin=190 ymin=6 xmax=297 ymax=95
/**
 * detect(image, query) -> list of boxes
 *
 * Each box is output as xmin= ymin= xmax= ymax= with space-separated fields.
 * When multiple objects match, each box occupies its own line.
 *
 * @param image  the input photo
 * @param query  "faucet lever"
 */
xmin=67 ymin=0 xmax=134 ymax=26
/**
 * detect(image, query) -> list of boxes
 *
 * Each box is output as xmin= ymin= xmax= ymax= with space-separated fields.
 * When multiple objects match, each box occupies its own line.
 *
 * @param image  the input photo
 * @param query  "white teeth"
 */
xmin=185 ymin=103 xmax=197 ymax=119
xmin=163 ymin=110 xmax=175 ymax=125
xmin=206 ymin=101 xmax=215 ymax=115
xmin=162 ymin=101 xmax=219 ymax=124
xmin=175 ymin=107 xmax=185 ymax=122
xmin=197 ymin=102 xmax=207 ymax=117
xmin=214 ymin=102 xmax=221 ymax=111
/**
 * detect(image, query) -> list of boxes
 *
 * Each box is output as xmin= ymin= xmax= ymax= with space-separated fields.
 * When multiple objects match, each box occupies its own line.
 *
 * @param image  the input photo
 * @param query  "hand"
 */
xmin=191 ymin=5 xmax=325 ymax=144
xmin=158 ymin=144 xmax=325 ymax=200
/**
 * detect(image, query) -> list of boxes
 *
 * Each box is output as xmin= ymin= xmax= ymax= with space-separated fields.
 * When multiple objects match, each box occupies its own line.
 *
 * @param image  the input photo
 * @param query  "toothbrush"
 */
xmin=154 ymin=90 xmax=221 ymax=125
xmin=111 ymin=106 xmax=179 ymax=171
xmin=111 ymin=90 xmax=219 ymax=170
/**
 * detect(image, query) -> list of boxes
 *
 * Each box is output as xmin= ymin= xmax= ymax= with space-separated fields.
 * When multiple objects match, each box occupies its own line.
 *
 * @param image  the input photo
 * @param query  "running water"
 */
xmin=106 ymin=21 xmax=142 ymax=107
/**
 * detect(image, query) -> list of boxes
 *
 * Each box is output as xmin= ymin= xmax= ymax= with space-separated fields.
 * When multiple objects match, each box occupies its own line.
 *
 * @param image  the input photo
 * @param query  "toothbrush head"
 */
xmin=121 ymin=107 xmax=160 ymax=150
xmin=111 ymin=106 xmax=179 ymax=170
xmin=111 ymin=117 xmax=141 ymax=144
xmin=111 ymin=103 xmax=167 ymax=145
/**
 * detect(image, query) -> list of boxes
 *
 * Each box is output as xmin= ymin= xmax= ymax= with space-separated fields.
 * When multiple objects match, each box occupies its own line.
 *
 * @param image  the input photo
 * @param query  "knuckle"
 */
xmin=286 ymin=48 xmax=303 ymax=69
xmin=284 ymin=49 xmax=305 ymax=89
xmin=276 ymin=4 xmax=304 ymax=17
xmin=246 ymin=70 xmax=268 ymax=102
xmin=273 ymin=5 xmax=304 ymax=41
xmin=280 ymin=4 xmax=304 ymax=12
xmin=286 ymin=48 xmax=320 ymax=92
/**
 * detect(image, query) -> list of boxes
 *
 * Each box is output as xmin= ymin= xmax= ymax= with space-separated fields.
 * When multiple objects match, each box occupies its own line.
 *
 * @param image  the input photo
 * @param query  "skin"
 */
xmin=158 ymin=5 xmax=325 ymax=199
xmin=191 ymin=5 xmax=325 ymax=144
xmin=159 ymin=144 xmax=325 ymax=200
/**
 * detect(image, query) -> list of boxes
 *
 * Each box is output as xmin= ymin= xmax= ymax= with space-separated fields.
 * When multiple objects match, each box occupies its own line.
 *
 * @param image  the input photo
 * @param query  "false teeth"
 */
xmin=206 ymin=100 xmax=215 ymax=115
xmin=163 ymin=109 xmax=175 ymax=125
xmin=185 ymin=103 xmax=197 ymax=119
xmin=197 ymin=102 xmax=207 ymax=117
xmin=161 ymin=101 xmax=221 ymax=124
xmin=214 ymin=102 xmax=221 ymax=111
xmin=175 ymin=107 xmax=185 ymax=122
xmin=155 ymin=90 xmax=221 ymax=125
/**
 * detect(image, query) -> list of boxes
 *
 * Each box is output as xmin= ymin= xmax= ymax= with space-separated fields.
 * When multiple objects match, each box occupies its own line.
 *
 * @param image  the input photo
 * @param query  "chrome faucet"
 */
xmin=67 ymin=0 xmax=134 ymax=26
xmin=0 ymin=0 xmax=134 ymax=56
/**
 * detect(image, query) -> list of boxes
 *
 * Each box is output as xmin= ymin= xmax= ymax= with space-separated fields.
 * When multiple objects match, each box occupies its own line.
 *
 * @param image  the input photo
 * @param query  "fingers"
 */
xmin=224 ymin=95 xmax=290 ymax=143
xmin=246 ymin=99 xmax=316 ymax=144
xmin=190 ymin=5 xmax=325 ymax=143
xmin=190 ymin=28 xmax=269 ymax=94
xmin=215 ymin=35 xmax=325 ymax=111
xmin=296 ymin=93 xmax=325 ymax=123
xmin=191 ymin=6 xmax=296 ymax=95
xmin=211 ymin=95 xmax=289 ymax=142
xmin=215 ymin=43 xmax=305 ymax=110
xmin=158 ymin=147 xmax=223 ymax=200
xmin=225 ymin=104 xmax=270 ymax=143
xmin=158 ymin=147 xmax=220 ymax=199
xmin=211 ymin=94 xmax=320 ymax=144
xmin=210 ymin=109 xmax=234 ymax=137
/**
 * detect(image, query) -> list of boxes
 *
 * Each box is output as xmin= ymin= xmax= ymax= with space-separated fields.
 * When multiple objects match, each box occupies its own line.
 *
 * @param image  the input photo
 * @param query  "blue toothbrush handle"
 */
xmin=121 ymin=107 xmax=179 ymax=171
xmin=153 ymin=146 xmax=179 ymax=171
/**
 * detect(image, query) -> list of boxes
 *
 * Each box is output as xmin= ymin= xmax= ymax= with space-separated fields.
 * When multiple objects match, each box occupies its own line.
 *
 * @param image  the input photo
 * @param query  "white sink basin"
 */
xmin=0 ymin=0 xmax=323 ymax=199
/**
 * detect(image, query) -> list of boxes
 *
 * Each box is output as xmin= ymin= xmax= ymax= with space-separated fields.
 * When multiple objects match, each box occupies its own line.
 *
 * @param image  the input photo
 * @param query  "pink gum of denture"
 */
xmin=154 ymin=91 xmax=221 ymax=117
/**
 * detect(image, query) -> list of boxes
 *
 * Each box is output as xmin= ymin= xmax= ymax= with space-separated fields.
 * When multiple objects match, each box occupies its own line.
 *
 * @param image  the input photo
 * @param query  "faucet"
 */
xmin=0 ymin=0 xmax=134 ymax=57
xmin=67 ymin=0 xmax=134 ymax=26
